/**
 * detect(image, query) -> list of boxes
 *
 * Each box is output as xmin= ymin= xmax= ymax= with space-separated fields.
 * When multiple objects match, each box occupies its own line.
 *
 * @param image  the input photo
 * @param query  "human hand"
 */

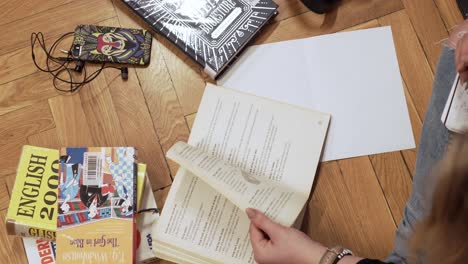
xmin=456 ymin=34 xmax=468 ymax=82
xmin=246 ymin=208 xmax=327 ymax=264
xmin=450 ymin=20 xmax=468 ymax=82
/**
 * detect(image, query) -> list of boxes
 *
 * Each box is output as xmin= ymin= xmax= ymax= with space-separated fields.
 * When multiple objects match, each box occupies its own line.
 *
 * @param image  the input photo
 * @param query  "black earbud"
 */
xmin=121 ymin=66 xmax=128 ymax=80
xmin=74 ymin=60 xmax=85 ymax=73
xmin=31 ymin=31 xmax=131 ymax=93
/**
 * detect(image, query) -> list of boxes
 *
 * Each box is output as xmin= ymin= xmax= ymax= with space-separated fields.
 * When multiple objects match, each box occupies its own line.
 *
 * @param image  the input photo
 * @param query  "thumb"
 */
xmin=246 ymin=208 xmax=283 ymax=239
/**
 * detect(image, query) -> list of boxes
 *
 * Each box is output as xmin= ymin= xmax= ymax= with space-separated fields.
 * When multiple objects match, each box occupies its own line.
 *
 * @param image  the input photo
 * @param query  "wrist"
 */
xmin=318 ymin=246 xmax=354 ymax=264
xmin=306 ymin=243 xmax=328 ymax=264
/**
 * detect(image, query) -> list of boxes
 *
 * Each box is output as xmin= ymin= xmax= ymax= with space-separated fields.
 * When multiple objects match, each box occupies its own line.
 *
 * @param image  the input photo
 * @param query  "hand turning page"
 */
xmin=167 ymin=142 xmax=308 ymax=227
xmin=153 ymin=83 xmax=330 ymax=264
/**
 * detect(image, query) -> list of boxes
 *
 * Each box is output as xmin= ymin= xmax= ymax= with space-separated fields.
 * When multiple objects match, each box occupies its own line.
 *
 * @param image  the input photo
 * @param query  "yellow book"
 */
xmin=21 ymin=162 xmax=148 ymax=264
xmin=136 ymin=163 xmax=147 ymax=210
xmin=6 ymin=146 xmax=59 ymax=239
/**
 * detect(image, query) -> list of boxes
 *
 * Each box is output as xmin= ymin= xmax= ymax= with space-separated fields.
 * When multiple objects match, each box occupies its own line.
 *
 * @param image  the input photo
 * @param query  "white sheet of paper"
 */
xmin=219 ymin=27 xmax=415 ymax=161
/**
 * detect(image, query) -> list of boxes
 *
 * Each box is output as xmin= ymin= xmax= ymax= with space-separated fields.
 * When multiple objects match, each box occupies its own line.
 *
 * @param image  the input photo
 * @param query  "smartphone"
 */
xmin=72 ymin=24 xmax=152 ymax=65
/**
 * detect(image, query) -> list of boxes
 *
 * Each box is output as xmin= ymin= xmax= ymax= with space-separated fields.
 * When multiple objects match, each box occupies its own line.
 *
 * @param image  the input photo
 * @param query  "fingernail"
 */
xmin=246 ymin=208 xmax=257 ymax=219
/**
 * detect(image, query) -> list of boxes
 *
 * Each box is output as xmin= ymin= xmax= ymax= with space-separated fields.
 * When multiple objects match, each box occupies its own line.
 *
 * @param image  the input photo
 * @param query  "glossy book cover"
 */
xmin=122 ymin=0 xmax=278 ymax=78
xmin=6 ymin=146 xmax=59 ymax=239
xmin=56 ymin=147 xmax=137 ymax=264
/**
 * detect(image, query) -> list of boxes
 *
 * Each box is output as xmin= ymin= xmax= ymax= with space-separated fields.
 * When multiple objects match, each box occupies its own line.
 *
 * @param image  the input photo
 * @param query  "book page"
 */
xmin=167 ymin=142 xmax=308 ymax=226
xmin=155 ymin=84 xmax=330 ymax=264
xmin=442 ymin=75 xmax=468 ymax=134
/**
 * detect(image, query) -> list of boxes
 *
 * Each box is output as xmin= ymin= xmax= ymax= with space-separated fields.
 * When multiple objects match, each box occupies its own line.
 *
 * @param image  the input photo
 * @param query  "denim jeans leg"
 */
xmin=385 ymin=46 xmax=455 ymax=264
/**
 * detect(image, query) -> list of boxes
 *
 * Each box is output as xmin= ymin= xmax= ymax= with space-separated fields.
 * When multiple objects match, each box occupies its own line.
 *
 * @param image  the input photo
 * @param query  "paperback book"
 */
xmin=136 ymin=172 xmax=161 ymax=263
xmin=22 ymin=163 xmax=159 ymax=264
xmin=23 ymin=238 xmax=57 ymax=264
xmin=55 ymin=147 xmax=138 ymax=263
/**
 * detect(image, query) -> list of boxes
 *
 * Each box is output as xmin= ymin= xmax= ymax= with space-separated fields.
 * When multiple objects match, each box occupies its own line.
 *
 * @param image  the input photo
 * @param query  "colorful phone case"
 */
xmin=72 ymin=24 xmax=152 ymax=65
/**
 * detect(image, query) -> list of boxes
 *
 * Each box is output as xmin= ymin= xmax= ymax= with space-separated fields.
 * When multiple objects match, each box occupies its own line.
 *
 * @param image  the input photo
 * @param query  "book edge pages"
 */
xmin=155 ymin=83 xmax=330 ymax=263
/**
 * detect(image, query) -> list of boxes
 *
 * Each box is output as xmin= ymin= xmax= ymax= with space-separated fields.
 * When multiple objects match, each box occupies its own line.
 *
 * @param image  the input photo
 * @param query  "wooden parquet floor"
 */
xmin=0 ymin=0 xmax=463 ymax=263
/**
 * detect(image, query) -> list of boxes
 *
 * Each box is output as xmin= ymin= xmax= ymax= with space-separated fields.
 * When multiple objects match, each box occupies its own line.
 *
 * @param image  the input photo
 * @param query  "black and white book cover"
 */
xmin=122 ymin=0 xmax=278 ymax=78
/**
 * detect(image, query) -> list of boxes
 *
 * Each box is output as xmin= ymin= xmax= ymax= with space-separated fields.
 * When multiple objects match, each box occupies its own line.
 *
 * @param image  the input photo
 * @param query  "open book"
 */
xmin=153 ymin=84 xmax=330 ymax=264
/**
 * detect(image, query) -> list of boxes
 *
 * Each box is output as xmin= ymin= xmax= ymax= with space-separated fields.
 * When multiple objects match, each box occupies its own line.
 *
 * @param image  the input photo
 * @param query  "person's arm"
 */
xmin=449 ymin=19 xmax=468 ymax=82
xmin=246 ymin=208 xmax=366 ymax=264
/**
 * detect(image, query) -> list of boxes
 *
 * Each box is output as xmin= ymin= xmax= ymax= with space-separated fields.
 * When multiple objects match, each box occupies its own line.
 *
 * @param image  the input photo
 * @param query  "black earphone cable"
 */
xmin=31 ymin=31 xmax=126 ymax=93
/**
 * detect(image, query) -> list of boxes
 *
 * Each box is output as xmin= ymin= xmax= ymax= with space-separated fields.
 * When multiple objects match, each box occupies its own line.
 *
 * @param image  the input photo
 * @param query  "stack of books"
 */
xmin=5 ymin=146 xmax=160 ymax=264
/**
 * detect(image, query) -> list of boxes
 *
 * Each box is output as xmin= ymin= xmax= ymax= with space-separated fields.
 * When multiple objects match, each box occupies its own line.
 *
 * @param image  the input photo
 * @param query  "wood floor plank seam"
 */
xmin=401 ymin=0 xmax=449 ymax=71
xmin=363 ymin=155 xmax=399 ymax=229
xmin=79 ymin=86 xmax=128 ymax=146
xmin=279 ymin=10 xmax=311 ymax=21
xmin=272 ymin=1 xmax=405 ymax=28
xmin=411 ymin=30 xmax=445 ymax=75
xmin=0 ymin=15 xmax=119 ymax=57
xmin=333 ymin=161 xmax=393 ymax=258
xmin=432 ymin=0 xmax=464 ymax=32
xmin=400 ymin=149 xmax=416 ymax=179
xmin=338 ymin=156 xmax=396 ymax=253
xmin=255 ymin=0 xmax=404 ymax=45
xmin=367 ymin=155 xmax=402 ymax=227
xmin=0 ymin=71 xmax=40 ymax=87
xmin=399 ymin=77 xmax=424 ymax=130
xmin=184 ymin=112 xmax=198 ymax=119
xmin=129 ymin=53 xmax=178 ymax=180
xmin=399 ymin=77 xmax=422 ymax=178
xmin=0 ymin=1 xmax=72 ymax=28
xmin=0 ymin=16 xmax=119 ymax=87
xmin=96 ymin=16 xmax=173 ymax=189
xmin=103 ymin=67 xmax=173 ymax=189
xmin=0 ymin=82 xmax=60 ymax=118
xmin=151 ymin=34 xmax=203 ymax=116
xmin=378 ymin=10 xmax=436 ymax=121
xmin=272 ymin=0 xmax=312 ymax=21
xmin=0 ymin=100 xmax=56 ymax=146
xmin=398 ymin=150 xmax=415 ymax=181
xmin=111 ymin=1 xmax=192 ymax=172
xmin=154 ymin=184 xmax=172 ymax=192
